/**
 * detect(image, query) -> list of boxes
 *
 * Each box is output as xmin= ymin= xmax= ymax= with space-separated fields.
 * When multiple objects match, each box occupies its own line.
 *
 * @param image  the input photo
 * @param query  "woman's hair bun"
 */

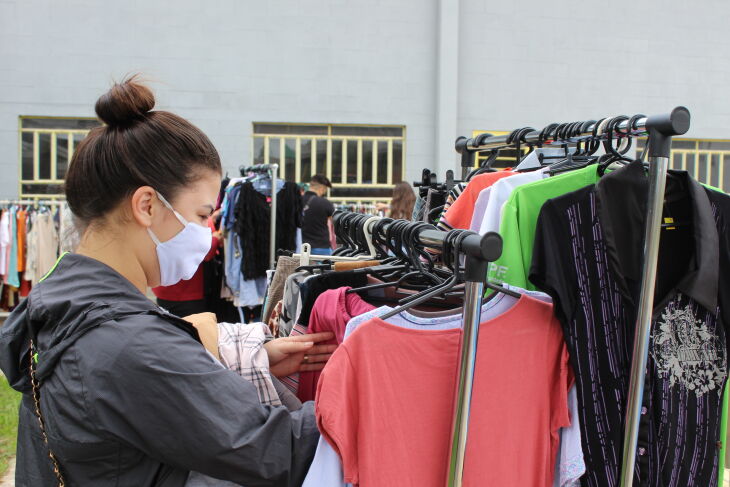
xmin=95 ymin=75 xmax=155 ymax=127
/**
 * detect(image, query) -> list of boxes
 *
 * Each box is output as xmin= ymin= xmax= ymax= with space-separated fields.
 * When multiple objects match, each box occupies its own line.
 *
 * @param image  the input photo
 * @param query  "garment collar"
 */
xmin=596 ymin=160 xmax=719 ymax=313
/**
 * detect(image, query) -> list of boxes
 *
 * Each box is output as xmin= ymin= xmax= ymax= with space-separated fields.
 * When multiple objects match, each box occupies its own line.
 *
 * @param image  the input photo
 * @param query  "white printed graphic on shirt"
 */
xmin=651 ymin=300 xmax=727 ymax=397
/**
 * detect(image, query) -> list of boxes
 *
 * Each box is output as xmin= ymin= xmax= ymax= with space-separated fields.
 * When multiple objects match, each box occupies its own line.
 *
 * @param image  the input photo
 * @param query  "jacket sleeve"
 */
xmin=81 ymin=315 xmax=319 ymax=487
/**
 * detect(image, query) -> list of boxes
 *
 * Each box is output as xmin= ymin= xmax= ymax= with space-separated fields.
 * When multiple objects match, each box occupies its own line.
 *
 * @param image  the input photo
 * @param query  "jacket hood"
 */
xmin=0 ymin=253 xmax=199 ymax=393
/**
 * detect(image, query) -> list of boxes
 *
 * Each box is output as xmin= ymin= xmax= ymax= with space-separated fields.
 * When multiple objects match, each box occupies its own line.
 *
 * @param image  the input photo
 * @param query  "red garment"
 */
xmin=152 ymin=232 xmax=219 ymax=302
xmin=19 ymin=279 xmax=31 ymax=298
xmin=316 ymin=295 xmax=571 ymax=487
xmin=297 ymin=287 xmax=375 ymax=402
xmin=441 ymin=170 xmax=515 ymax=229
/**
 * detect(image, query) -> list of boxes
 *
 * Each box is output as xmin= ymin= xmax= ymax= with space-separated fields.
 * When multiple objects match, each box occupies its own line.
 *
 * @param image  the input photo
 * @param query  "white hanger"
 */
xmin=293 ymin=216 xmax=381 ymax=263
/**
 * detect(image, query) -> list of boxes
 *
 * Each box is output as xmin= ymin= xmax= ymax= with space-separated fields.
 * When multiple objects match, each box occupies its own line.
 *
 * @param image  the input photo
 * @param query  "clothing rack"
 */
xmin=0 ymin=200 xmax=65 ymax=206
xmin=239 ymin=163 xmax=280 ymax=270
xmin=413 ymin=168 xmax=459 ymax=197
xmin=453 ymin=107 xmax=690 ymax=487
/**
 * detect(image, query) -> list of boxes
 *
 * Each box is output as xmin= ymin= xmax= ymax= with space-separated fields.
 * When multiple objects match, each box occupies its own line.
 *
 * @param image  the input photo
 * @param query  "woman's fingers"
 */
xmin=307 ymin=344 xmax=338 ymax=355
xmin=274 ymin=341 xmax=314 ymax=354
xmin=287 ymin=332 xmax=335 ymax=344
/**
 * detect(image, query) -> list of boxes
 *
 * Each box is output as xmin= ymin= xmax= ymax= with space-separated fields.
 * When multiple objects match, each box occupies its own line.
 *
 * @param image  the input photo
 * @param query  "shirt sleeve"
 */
xmin=83 ymin=316 xmax=319 ymax=487
xmin=316 ymin=346 xmax=360 ymax=485
xmin=528 ymin=199 xmax=577 ymax=327
xmin=550 ymin=340 xmax=573 ymax=433
xmin=325 ymin=199 xmax=335 ymax=217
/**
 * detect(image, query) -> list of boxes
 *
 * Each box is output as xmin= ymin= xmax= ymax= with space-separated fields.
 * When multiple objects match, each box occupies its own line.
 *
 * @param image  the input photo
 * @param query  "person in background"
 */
xmin=302 ymin=174 xmax=335 ymax=255
xmin=152 ymin=210 xmax=222 ymax=317
xmin=376 ymin=181 xmax=417 ymax=220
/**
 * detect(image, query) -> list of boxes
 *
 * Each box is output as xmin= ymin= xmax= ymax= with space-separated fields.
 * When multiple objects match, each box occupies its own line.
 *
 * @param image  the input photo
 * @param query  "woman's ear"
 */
xmin=130 ymin=186 xmax=157 ymax=228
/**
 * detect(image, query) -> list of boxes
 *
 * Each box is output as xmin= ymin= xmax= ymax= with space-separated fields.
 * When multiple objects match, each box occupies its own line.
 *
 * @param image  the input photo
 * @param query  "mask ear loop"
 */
xmin=155 ymin=191 xmax=190 ymax=226
xmin=147 ymin=228 xmax=162 ymax=246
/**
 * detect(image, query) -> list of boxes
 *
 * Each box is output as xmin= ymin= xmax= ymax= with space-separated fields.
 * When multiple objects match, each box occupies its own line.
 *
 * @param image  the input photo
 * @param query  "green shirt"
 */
xmin=489 ymin=164 xmax=600 ymax=289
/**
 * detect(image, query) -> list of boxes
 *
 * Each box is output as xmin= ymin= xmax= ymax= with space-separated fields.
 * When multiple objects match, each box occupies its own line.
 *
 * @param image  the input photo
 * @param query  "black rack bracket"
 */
xmin=645 ymin=106 xmax=690 ymax=158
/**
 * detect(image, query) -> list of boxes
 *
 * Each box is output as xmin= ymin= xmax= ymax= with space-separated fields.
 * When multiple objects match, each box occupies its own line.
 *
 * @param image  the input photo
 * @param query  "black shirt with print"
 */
xmin=530 ymin=160 xmax=730 ymax=487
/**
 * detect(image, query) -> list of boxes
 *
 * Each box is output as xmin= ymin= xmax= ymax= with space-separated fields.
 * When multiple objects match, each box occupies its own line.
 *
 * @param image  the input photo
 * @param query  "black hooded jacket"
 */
xmin=0 ymin=253 xmax=318 ymax=486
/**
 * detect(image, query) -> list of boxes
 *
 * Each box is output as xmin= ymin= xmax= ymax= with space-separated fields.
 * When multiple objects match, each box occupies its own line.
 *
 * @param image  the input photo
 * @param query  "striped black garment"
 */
xmin=530 ymin=160 xmax=730 ymax=487
xmin=435 ymin=182 xmax=466 ymax=231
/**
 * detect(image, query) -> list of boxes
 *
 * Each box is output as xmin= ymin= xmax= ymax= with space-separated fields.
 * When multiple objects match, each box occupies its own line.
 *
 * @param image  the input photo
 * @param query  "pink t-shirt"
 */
xmin=297 ymin=287 xmax=376 ymax=402
xmin=316 ymin=294 xmax=571 ymax=487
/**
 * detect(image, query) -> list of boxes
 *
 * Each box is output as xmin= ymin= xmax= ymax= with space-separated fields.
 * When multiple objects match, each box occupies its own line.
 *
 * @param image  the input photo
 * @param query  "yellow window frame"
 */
xmin=18 ymin=116 xmax=99 ymax=198
xmin=252 ymin=123 xmax=406 ymax=205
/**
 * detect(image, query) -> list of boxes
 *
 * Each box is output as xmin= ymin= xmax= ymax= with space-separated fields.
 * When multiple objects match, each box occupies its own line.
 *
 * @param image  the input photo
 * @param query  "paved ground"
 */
xmin=0 ymin=459 xmax=14 ymax=487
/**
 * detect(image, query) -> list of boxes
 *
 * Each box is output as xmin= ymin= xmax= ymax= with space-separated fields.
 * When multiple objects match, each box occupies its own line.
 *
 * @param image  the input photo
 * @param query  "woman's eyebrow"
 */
xmin=200 ymin=204 xmax=215 ymax=214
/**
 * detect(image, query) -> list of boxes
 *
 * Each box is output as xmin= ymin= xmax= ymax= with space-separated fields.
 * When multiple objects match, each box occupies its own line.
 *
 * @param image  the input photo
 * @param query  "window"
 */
xmin=253 ymin=123 xmax=406 ymax=204
xmin=636 ymin=138 xmax=730 ymax=192
xmin=19 ymin=117 xmax=101 ymax=197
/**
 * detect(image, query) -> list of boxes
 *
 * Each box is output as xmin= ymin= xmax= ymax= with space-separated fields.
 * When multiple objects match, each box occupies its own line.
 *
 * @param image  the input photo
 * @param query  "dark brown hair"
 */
xmin=310 ymin=174 xmax=332 ymax=188
xmin=390 ymin=181 xmax=416 ymax=220
xmin=65 ymin=75 xmax=221 ymax=224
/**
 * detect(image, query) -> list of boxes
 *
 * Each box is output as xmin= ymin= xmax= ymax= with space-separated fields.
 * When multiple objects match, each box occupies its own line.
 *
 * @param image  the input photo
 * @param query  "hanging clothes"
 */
xmin=488 ymin=164 xmax=599 ymax=289
xmin=530 ymin=160 xmax=730 ymax=486
xmin=316 ymin=294 xmax=571 ymax=487
xmin=0 ymin=209 xmax=9 ymax=277
xmin=59 ymin=202 xmax=81 ymax=254
xmin=4 ymin=207 xmax=19 ymax=288
xmin=16 ymin=209 xmax=26 ymax=273
xmin=436 ymin=171 xmax=515 ymax=231
xmin=234 ymin=181 xmax=302 ymax=280
xmin=24 ymin=210 xmax=60 ymax=285
xmin=261 ymin=256 xmax=301 ymax=326
xmin=474 ymin=167 xmax=549 ymax=235
xmin=296 ymin=287 xmax=375 ymax=403
xmin=306 ymin=288 xmax=586 ymax=487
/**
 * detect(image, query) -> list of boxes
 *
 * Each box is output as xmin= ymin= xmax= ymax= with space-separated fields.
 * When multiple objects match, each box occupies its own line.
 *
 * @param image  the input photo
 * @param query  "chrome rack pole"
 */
xmin=455 ymin=117 xmax=651 ymax=154
xmin=619 ymin=107 xmax=690 ymax=487
xmin=269 ymin=164 xmax=279 ymax=270
xmin=426 ymin=229 xmax=502 ymax=487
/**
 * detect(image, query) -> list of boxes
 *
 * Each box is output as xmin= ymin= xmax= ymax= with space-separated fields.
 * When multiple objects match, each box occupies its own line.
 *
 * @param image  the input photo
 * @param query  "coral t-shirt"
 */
xmin=440 ymin=170 xmax=515 ymax=230
xmin=316 ymin=294 xmax=571 ymax=487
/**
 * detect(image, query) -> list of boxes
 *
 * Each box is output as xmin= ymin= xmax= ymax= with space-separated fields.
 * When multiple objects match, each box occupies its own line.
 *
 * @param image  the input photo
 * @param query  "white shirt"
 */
xmin=478 ymin=168 xmax=549 ymax=236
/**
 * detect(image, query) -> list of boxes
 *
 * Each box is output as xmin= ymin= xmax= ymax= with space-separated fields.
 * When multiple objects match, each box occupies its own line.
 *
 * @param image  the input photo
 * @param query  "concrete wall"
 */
xmin=0 ymin=0 xmax=438 ymax=198
xmin=457 ymin=0 xmax=730 ymax=139
xmin=1 ymin=0 xmax=729 ymax=199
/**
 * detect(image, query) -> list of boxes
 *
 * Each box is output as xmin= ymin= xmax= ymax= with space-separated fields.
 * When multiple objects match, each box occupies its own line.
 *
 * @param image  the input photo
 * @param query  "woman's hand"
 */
xmin=183 ymin=312 xmax=220 ymax=360
xmin=264 ymin=332 xmax=337 ymax=378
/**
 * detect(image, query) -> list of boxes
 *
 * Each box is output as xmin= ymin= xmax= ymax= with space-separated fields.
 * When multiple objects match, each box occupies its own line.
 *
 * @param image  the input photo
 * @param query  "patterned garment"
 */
xmin=187 ymin=322 xmax=282 ymax=487
xmin=435 ymin=182 xmax=466 ymax=231
xmin=261 ymin=256 xmax=301 ymax=326
xmin=530 ymin=160 xmax=730 ymax=487
xmin=216 ymin=322 xmax=281 ymax=407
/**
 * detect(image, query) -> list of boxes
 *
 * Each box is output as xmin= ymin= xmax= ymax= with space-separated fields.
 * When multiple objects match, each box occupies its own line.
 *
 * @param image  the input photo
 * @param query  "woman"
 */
xmin=0 ymin=77 xmax=334 ymax=486
xmin=377 ymin=181 xmax=416 ymax=220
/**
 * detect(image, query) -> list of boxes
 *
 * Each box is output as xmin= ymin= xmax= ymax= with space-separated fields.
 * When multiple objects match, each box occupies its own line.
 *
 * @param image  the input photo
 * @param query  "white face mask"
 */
xmin=148 ymin=191 xmax=212 ymax=287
